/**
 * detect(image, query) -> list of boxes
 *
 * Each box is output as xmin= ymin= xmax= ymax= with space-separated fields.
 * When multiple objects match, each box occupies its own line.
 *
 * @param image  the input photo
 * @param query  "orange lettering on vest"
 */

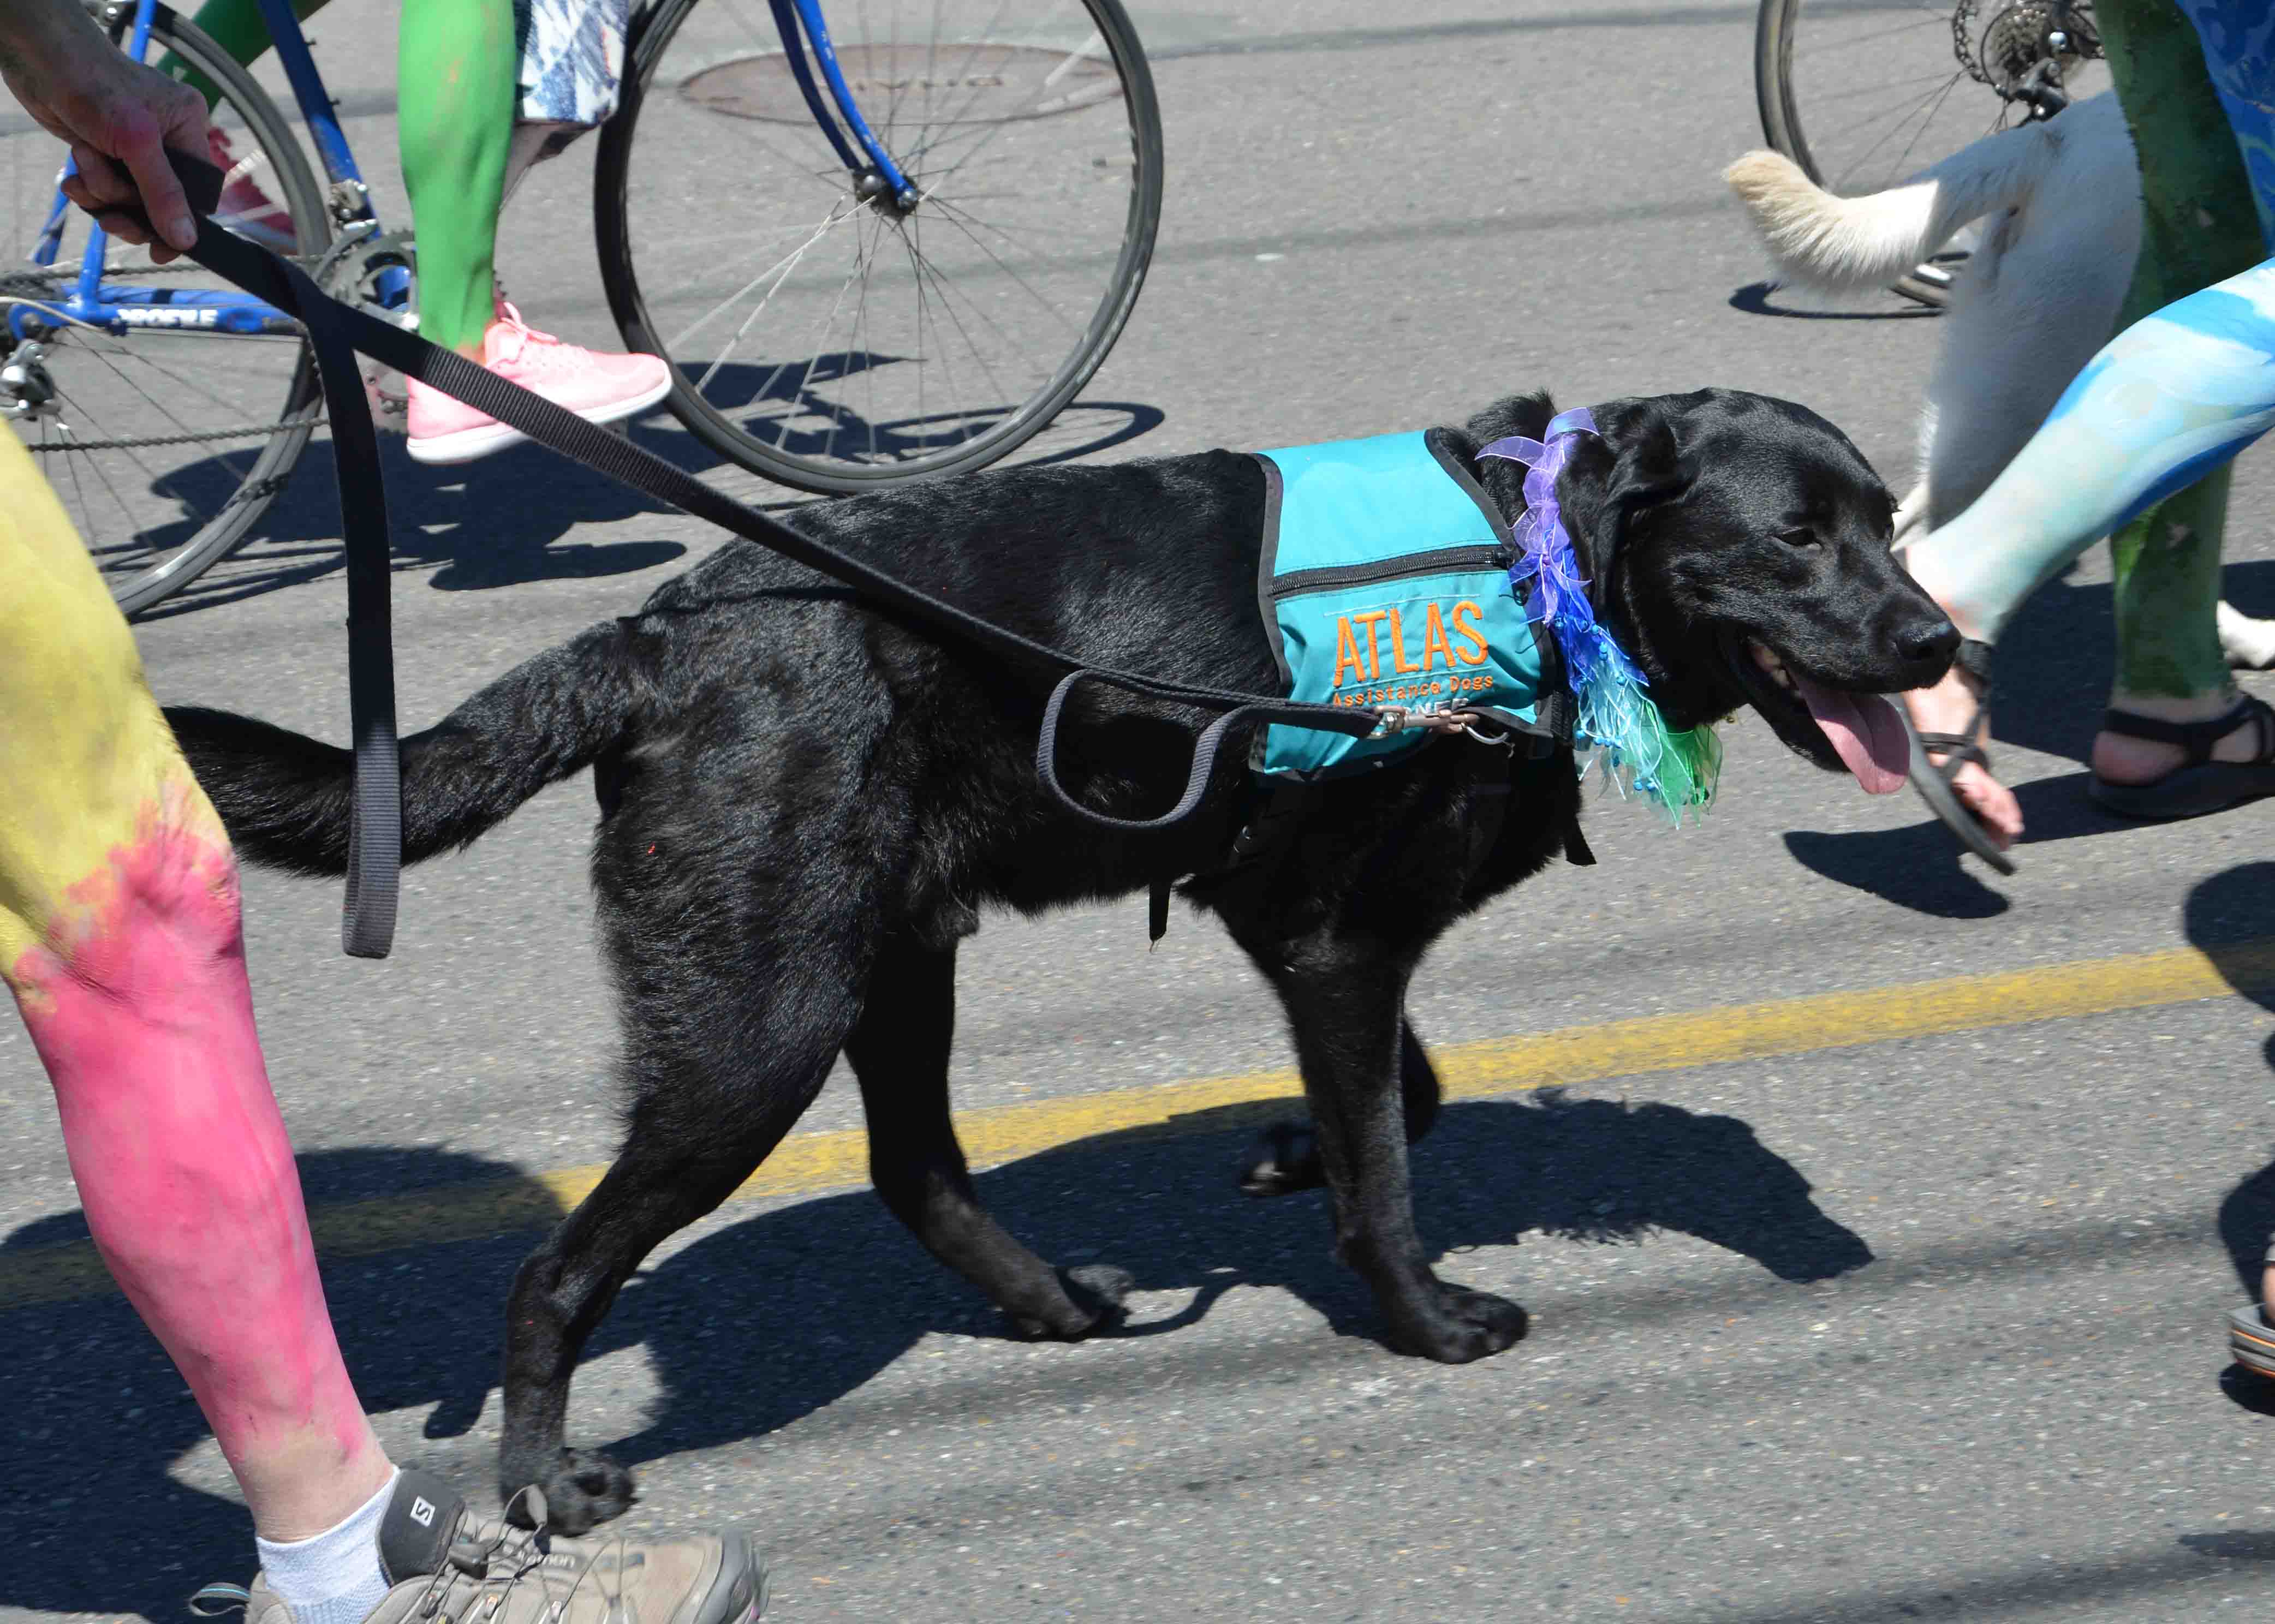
xmin=1333 ymin=617 xmax=1367 ymax=685
xmin=1421 ymin=602 xmax=1455 ymax=671
xmin=1350 ymin=610 xmax=1391 ymax=680
xmin=1386 ymin=607 xmax=1422 ymax=675
xmin=1451 ymin=600 xmax=1491 ymax=666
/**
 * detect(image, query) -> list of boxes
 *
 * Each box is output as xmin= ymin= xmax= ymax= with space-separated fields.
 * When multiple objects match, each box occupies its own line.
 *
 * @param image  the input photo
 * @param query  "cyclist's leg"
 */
xmin=398 ymin=0 xmax=515 ymax=356
xmin=0 ymin=428 xmax=394 ymax=1543
xmin=401 ymin=0 xmax=666 ymax=464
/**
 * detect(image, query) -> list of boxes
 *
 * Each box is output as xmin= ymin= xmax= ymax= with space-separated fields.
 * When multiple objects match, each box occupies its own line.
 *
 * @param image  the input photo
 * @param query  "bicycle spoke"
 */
xmin=1826 ymin=66 xmax=1974 ymax=191
xmin=922 ymin=196 xmax=1083 ymax=339
xmin=911 ymin=0 xmax=1019 ymax=160
xmin=613 ymin=0 xmax=1156 ymax=485
xmin=675 ymin=198 xmax=861 ymax=357
xmin=902 ymin=220 xmax=1047 ymax=403
xmin=741 ymin=213 xmax=873 ymax=438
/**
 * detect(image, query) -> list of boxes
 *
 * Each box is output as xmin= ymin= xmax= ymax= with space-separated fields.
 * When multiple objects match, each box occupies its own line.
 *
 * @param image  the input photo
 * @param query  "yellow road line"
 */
xmin=7 ymin=938 xmax=2273 ymax=1311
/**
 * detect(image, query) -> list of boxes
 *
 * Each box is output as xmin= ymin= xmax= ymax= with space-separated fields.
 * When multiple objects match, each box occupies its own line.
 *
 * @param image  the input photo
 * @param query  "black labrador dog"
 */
xmin=168 ymin=388 xmax=1952 ymax=1531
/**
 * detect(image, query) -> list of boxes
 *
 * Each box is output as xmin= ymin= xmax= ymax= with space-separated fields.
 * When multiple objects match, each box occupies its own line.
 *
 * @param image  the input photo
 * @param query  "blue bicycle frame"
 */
xmin=10 ymin=0 xmax=914 ymax=349
xmin=11 ymin=0 xmax=389 ymax=344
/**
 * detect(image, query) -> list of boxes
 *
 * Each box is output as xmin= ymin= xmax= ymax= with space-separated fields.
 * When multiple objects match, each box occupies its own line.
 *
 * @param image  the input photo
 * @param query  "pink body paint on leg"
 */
xmin=8 ymin=802 xmax=386 ymax=1526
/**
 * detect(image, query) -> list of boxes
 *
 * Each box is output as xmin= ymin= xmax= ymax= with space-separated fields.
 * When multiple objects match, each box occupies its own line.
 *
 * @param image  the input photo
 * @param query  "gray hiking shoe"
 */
xmin=193 ymin=1470 xmax=766 ymax=1624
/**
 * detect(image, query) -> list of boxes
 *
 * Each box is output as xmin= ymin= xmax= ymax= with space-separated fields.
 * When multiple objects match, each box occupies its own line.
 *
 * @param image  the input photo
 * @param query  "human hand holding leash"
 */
xmin=0 ymin=0 xmax=207 ymax=257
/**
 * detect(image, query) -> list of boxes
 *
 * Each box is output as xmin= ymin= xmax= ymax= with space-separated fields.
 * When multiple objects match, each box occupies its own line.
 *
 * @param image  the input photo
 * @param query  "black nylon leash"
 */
xmin=134 ymin=152 xmax=1390 ymax=957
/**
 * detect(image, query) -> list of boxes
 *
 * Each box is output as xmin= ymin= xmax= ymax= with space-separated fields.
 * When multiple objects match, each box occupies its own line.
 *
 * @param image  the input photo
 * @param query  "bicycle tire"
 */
xmin=1753 ymin=0 xmax=1952 ymax=309
xmin=594 ymin=0 xmax=1164 ymax=494
xmin=13 ymin=7 xmax=330 ymax=615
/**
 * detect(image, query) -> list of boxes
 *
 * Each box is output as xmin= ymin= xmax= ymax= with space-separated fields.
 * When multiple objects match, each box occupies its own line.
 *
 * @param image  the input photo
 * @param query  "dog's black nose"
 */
xmin=1896 ymin=617 xmax=1961 ymax=668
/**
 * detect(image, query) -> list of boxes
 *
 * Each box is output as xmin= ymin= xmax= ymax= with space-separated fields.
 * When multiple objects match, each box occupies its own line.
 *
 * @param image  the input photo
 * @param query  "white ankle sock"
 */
xmin=257 ymin=1468 xmax=400 ymax=1624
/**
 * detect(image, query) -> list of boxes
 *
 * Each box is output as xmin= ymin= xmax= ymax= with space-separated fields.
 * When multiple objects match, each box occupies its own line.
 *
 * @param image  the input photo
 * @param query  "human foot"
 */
xmin=1902 ymin=652 xmax=2021 ymax=850
xmin=201 ymin=1468 xmax=767 ymax=1624
xmin=2091 ymin=691 xmax=2269 ymax=784
xmin=2089 ymin=694 xmax=2275 ymax=820
xmin=406 ymin=304 xmax=670 ymax=465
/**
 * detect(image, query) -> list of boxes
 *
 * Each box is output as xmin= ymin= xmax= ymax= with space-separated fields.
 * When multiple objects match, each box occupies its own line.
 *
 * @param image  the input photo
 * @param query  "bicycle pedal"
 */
xmin=361 ymin=366 xmax=409 ymax=433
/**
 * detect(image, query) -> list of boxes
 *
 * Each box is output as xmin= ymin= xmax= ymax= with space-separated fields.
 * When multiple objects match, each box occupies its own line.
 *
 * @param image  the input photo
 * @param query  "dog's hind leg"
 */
xmin=496 ymin=932 xmax=862 ymax=1532
xmin=845 ymin=934 xmax=1131 ymax=1339
xmin=1236 ymin=1018 xmax=1439 ymax=1197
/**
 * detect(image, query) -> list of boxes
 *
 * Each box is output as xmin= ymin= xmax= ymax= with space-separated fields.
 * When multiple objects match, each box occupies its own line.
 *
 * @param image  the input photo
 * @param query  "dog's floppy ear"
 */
xmin=1556 ymin=396 xmax=1696 ymax=582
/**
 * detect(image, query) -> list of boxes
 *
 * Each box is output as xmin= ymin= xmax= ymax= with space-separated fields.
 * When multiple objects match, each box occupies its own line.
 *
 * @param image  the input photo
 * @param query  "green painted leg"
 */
xmin=2098 ymin=0 xmax=2266 ymax=701
xmin=2110 ymin=471 xmax=2233 ymax=697
xmin=397 ymin=0 xmax=516 ymax=356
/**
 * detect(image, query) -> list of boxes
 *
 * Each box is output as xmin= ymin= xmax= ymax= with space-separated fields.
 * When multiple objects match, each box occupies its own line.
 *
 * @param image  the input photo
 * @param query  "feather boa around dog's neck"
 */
xmin=1478 ymin=409 xmax=1720 ymax=826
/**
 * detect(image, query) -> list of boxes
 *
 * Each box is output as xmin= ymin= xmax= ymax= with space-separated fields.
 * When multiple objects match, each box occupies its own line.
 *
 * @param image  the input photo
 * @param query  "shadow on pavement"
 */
xmin=0 ymin=1146 xmax=583 ymax=1622
xmin=2191 ymin=864 xmax=2275 ymax=1307
xmin=131 ymin=397 xmax=1168 ymax=620
xmin=0 ymin=1090 xmax=1862 ymax=1619
xmin=1776 ymin=563 xmax=2275 ymax=909
xmin=1725 ymin=280 xmax=1943 ymax=321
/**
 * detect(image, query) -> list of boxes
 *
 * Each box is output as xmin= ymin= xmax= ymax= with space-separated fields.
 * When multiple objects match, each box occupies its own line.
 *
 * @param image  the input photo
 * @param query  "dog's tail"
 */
xmin=165 ymin=618 xmax=639 ymax=876
xmin=1722 ymin=101 xmax=2091 ymax=295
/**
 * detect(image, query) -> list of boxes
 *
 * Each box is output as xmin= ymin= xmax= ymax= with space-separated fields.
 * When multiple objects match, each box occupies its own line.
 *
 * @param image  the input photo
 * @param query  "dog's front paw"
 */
xmin=1007 ymin=1264 xmax=1133 ymax=1340
xmin=513 ymin=1447 xmax=636 ymax=1535
xmin=1388 ymin=1285 xmax=1529 ymax=1364
xmin=1237 ymin=1120 xmax=1321 ymax=1197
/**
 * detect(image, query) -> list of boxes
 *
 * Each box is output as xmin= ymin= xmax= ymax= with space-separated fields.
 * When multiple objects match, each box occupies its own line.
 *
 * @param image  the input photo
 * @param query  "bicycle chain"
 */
xmin=1950 ymin=0 xmax=2102 ymax=97
xmin=21 ymin=415 xmax=322 ymax=452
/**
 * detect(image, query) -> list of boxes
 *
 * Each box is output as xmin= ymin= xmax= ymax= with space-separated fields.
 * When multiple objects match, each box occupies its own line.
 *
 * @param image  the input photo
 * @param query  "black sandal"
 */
xmin=2090 ymin=693 xmax=2275 ymax=820
xmin=1901 ymin=639 xmax=2018 ymax=876
xmin=2230 ymin=1237 xmax=2275 ymax=1379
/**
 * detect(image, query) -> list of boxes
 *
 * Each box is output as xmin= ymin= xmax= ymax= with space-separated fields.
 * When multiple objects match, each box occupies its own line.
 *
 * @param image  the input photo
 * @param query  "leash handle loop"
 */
xmin=1035 ymin=670 xmax=1382 ymax=832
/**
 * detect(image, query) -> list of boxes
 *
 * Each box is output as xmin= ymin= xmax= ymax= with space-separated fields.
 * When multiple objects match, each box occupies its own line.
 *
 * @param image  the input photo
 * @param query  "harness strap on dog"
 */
xmin=135 ymin=152 xmax=1395 ymax=955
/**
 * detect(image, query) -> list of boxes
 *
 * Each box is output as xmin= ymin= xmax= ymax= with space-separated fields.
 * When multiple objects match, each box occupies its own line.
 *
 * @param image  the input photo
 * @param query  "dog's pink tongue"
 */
xmin=1790 ymin=673 xmax=1909 ymax=795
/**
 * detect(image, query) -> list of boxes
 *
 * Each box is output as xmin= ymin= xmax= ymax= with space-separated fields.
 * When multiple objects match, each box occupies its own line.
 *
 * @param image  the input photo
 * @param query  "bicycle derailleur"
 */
xmin=0 ymin=271 xmax=66 ymax=425
xmin=1954 ymin=0 xmax=2103 ymax=122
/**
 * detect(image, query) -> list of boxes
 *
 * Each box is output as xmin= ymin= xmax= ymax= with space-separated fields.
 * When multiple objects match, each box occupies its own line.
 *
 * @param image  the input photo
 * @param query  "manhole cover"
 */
xmin=680 ymin=43 xmax=1121 ymax=124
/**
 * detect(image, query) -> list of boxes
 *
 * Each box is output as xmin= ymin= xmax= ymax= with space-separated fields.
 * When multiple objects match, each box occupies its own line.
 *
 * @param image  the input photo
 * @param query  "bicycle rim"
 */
xmin=1754 ymin=0 xmax=2111 ymax=308
xmin=1 ymin=8 xmax=328 ymax=615
xmin=598 ymin=0 xmax=1163 ymax=494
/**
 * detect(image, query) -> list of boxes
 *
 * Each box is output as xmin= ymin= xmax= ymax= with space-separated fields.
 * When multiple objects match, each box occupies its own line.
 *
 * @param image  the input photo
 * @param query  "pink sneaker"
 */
xmin=405 ymin=303 xmax=672 ymax=465
xmin=208 ymin=127 xmax=296 ymax=254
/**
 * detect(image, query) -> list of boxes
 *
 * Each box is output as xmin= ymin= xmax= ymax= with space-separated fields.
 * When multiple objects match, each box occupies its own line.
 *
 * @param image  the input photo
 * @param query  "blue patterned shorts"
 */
xmin=514 ymin=0 xmax=629 ymax=127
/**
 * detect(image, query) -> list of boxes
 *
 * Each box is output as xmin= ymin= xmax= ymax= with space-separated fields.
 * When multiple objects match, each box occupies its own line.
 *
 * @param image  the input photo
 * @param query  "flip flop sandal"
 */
xmin=2232 ymin=1239 xmax=2275 ymax=1378
xmin=2089 ymin=694 xmax=2275 ymax=820
xmin=2232 ymin=1303 xmax=2275 ymax=1377
xmin=1901 ymin=639 xmax=2017 ymax=876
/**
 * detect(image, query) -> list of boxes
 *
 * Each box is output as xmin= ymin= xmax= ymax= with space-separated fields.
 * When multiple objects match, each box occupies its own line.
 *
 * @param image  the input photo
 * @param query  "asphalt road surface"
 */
xmin=13 ymin=3 xmax=2275 ymax=1621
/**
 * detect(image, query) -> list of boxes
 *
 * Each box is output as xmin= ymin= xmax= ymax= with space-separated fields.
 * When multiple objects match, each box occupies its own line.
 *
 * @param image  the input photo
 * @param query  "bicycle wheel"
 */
xmin=0 ymin=7 xmax=329 ymax=614
xmin=1754 ymin=0 xmax=2111 ymax=307
xmin=596 ymin=0 xmax=1163 ymax=494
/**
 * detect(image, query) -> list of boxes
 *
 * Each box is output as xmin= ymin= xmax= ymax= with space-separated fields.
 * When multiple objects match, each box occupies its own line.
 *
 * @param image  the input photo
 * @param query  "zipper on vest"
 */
xmin=1270 ymin=543 xmax=1514 ymax=601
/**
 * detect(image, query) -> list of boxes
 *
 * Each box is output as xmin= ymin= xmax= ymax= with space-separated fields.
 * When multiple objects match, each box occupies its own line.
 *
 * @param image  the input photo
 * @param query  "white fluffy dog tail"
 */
xmin=1722 ymin=120 xmax=2067 ymax=295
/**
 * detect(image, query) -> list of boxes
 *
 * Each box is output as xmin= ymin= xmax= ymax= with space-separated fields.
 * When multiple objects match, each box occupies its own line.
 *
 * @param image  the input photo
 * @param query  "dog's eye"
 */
xmin=1775 ymin=528 xmax=1821 ymax=552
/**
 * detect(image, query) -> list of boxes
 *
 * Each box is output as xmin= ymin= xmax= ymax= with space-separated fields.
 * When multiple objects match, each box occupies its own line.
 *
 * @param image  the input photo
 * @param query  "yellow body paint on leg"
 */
xmin=0 ymin=429 xmax=221 ymax=970
xmin=0 ymin=431 xmax=392 ymax=1537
